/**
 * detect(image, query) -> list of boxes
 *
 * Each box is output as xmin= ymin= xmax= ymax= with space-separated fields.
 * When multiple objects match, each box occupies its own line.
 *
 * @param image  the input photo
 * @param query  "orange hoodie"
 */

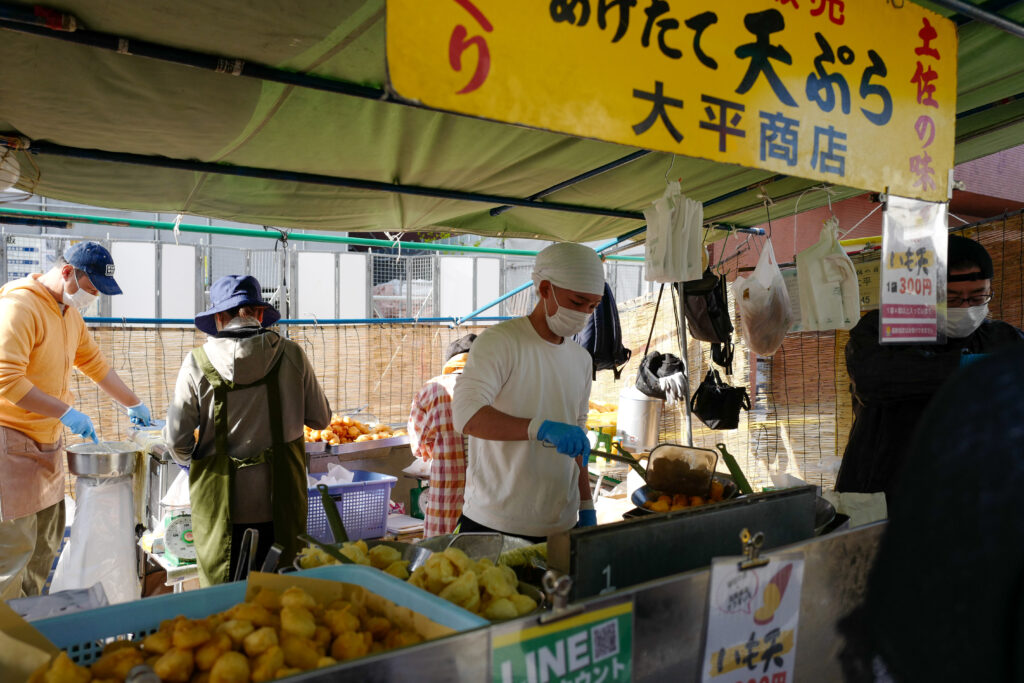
xmin=0 ymin=275 xmax=110 ymax=443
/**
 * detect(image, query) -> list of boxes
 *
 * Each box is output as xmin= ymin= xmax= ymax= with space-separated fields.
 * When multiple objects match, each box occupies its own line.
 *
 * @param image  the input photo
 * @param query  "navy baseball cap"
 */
xmin=64 ymin=242 xmax=121 ymax=295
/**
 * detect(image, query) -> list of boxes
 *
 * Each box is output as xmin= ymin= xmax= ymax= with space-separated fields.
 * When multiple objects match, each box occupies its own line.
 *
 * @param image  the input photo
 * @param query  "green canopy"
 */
xmin=0 ymin=0 xmax=1022 ymax=242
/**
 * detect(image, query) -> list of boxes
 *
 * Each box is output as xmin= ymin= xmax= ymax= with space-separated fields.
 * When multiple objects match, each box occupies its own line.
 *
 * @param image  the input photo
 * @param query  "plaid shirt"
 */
xmin=407 ymin=374 xmax=465 ymax=537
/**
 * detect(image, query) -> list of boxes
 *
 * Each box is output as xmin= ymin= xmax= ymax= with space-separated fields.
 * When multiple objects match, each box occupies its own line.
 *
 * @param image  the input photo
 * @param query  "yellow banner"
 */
xmin=387 ymin=0 xmax=957 ymax=202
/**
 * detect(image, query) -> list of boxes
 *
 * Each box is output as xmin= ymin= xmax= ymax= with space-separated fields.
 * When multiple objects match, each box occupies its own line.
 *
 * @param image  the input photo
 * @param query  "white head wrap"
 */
xmin=531 ymin=242 xmax=605 ymax=296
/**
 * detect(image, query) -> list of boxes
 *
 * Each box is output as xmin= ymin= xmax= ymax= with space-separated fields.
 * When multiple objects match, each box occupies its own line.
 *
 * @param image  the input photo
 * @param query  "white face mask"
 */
xmin=945 ymin=303 xmax=988 ymax=338
xmin=543 ymin=288 xmax=591 ymax=338
xmin=62 ymin=275 xmax=97 ymax=312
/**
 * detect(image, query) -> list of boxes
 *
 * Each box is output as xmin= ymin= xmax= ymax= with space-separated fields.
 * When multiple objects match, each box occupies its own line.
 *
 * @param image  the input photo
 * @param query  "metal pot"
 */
xmin=66 ymin=441 xmax=141 ymax=478
xmin=616 ymin=387 xmax=662 ymax=452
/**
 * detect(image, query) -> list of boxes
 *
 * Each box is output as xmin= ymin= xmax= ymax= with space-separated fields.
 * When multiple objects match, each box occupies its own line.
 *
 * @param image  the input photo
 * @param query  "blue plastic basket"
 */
xmin=32 ymin=565 xmax=487 ymax=666
xmin=307 ymin=470 xmax=397 ymax=542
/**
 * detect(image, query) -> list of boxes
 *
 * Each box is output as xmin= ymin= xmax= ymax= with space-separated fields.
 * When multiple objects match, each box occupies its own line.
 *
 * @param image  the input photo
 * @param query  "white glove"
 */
xmin=658 ymin=372 xmax=687 ymax=407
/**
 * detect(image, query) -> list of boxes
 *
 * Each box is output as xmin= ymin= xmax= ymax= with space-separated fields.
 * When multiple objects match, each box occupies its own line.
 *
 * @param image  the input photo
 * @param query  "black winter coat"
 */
xmin=835 ymin=309 xmax=1024 ymax=499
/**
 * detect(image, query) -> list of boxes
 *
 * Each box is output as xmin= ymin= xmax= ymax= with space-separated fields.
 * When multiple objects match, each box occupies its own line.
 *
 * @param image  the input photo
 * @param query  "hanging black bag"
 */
xmin=678 ymin=268 xmax=735 ymax=374
xmin=574 ymin=282 xmax=631 ymax=380
xmin=689 ymin=368 xmax=750 ymax=430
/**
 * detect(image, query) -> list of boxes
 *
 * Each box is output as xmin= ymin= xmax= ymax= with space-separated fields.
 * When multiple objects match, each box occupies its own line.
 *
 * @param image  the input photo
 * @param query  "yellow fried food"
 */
xmin=367 ymin=544 xmax=402 ymax=569
xmin=313 ymin=625 xmax=333 ymax=651
xmin=408 ymin=566 xmax=428 ymax=590
xmin=142 ymin=629 xmax=173 ymax=655
xmin=482 ymin=598 xmax=519 ymax=621
xmin=281 ymin=634 xmax=321 ymax=670
xmin=423 ymin=554 xmax=457 ymax=594
xmin=243 ymin=626 xmax=279 ymax=657
xmin=41 ymin=652 xmax=92 ymax=683
xmin=474 ymin=557 xmax=495 ymax=573
xmin=152 ymin=648 xmax=194 ymax=683
xmin=383 ymin=560 xmax=410 ymax=580
xmin=250 ymin=645 xmax=284 ymax=683
xmin=317 ymin=656 xmax=337 ymax=668
xmin=172 ymin=619 xmax=212 ymax=650
xmin=648 ymin=499 xmax=670 ymax=513
xmin=251 ymin=587 xmax=282 ymax=611
xmin=208 ymin=652 xmax=249 ymax=683
xmin=192 ymin=672 xmax=211 ymax=683
xmin=322 ymin=607 xmax=361 ymax=636
xmin=339 ymin=544 xmax=370 ymax=566
xmin=280 ymin=586 xmax=317 ymax=611
xmin=229 ymin=602 xmax=276 ymax=628
xmin=330 ymin=631 xmax=372 ymax=661
xmin=479 ymin=566 xmax=515 ymax=599
xmin=215 ymin=619 xmax=255 ymax=648
xmin=275 ymin=667 xmax=303 ymax=678
xmin=437 ymin=569 xmax=478 ymax=606
xmin=91 ymin=645 xmax=145 ymax=679
xmin=441 ymin=546 xmax=472 ymax=574
xmin=364 ymin=616 xmax=393 ymax=642
xmin=280 ymin=605 xmax=317 ymax=640
xmin=510 ymin=592 xmax=539 ymax=616
xmin=384 ymin=630 xmax=424 ymax=649
xmin=194 ymin=633 xmax=232 ymax=672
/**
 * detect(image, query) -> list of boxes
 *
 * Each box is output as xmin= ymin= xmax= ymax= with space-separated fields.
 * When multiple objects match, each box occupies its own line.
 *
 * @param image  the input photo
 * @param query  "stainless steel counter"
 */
xmin=283 ymin=522 xmax=885 ymax=681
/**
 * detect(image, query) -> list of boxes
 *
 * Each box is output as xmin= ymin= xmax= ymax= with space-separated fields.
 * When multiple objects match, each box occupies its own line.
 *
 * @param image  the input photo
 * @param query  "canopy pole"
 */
xmin=0 ymin=206 xmax=643 ymax=261
xmin=5 ymin=140 xmax=645 ymax=222
xmin=925 ymin=0 xmax=1024 ymax=39
xmin=490 ymin=150 xmax=652 ymax=216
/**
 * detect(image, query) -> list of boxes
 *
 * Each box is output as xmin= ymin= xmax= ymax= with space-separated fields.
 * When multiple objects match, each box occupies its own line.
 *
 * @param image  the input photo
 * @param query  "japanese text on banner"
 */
xmin=387 ymin=0 xmax=957 ymax=202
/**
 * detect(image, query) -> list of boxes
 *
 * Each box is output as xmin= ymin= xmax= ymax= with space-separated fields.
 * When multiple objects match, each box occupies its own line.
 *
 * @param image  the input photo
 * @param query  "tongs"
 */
xmin=294 ymin=483 xmax=357 ymax=565
xmin=590 ymin=443 xmax=647 ymax=481
xmin=318 ymin=483 xmax=349 ymax=543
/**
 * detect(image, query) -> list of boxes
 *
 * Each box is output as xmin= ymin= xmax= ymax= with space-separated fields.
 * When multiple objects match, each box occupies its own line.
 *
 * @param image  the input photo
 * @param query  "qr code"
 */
xmin=590 ymin=619 xmax=619 ymax=663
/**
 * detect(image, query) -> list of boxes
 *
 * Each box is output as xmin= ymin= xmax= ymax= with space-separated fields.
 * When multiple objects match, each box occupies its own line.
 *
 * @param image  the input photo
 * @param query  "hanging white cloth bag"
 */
xmin=796 ymin=217 xmax=860 ymax=331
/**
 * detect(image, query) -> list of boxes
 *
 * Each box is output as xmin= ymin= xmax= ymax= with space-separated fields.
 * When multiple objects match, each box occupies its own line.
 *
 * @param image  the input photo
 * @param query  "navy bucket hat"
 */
xmin=64 ymin=241 xmax=122 ymax=295
xmin=195 ymin=275 xmax=281 ymax=336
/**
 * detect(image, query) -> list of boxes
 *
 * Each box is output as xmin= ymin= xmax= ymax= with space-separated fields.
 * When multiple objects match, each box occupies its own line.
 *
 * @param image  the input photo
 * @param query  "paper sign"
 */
xmin=701 ymin=555 xmax=804 ymax=683
xmin=854 ymin=258 xmax=881 ymax=311
xmin=492 ymin=601 xmax=633 ymax=683
xmin=387 ymin=0 xmax=957 ymax=202
xmin=879 ymin=195 xmax=947 ymax=343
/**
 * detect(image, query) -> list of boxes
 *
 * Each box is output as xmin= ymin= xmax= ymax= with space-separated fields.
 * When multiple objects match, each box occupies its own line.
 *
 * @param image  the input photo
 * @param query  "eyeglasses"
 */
xmin=947 ymin=292 xmax=993 ymax=307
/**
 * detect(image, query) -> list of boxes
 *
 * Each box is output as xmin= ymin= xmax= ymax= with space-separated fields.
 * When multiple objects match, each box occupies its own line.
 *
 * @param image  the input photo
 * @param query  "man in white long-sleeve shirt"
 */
xmin=452 ymin=243 xmax=604 ymax=541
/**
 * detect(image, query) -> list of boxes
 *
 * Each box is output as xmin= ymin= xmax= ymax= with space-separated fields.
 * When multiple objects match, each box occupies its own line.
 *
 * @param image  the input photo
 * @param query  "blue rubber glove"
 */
xmin=60 ymin=407 xmax=98 ymax=443
xmin=577 ymin=508 xmax=598 ymax=527
xmin=537 ymin=420 xmax=591 ymax=458
xmin=126 ymin=402 xmax=153 ymax=427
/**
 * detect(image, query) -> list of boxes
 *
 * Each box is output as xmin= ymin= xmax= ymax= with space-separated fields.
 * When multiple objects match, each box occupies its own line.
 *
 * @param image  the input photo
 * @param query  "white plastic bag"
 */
xmin=732 ymin=240 xmax=793 ymax=356
xmin=50 ymin=478 xmax=140 ymax=604
xmin=796 ymin=217 xmax=860 ymax=331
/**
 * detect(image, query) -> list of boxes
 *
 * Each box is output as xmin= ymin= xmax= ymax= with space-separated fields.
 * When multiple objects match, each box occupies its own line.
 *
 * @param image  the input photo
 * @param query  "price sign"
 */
xmin=879 ymin=195 xmax=948 ymax=343
xmin=701 ymin=555 xmax=804 ymax=683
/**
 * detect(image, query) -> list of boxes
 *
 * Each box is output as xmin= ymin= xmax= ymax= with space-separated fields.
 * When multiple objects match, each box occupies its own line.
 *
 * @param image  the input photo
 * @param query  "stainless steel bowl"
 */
xmin=66 ymin=441 xmax=141 ymax=478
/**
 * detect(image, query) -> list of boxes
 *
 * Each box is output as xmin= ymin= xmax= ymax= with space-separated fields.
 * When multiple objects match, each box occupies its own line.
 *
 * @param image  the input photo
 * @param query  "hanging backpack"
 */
xmin=678 ymin=268 xmax=736 ymax=374
xmin=574 ymin=282 xmax=632 ymax=380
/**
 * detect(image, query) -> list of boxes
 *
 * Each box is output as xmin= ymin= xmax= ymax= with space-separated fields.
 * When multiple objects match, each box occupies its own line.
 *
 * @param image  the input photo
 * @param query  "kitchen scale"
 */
xmin=163 ymin=512 xmax=197 ymax=566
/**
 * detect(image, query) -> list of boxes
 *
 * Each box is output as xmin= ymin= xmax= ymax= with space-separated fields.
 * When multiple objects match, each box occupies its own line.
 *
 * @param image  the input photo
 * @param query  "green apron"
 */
xmin=188 ymin=346 xmax=307 ymax=585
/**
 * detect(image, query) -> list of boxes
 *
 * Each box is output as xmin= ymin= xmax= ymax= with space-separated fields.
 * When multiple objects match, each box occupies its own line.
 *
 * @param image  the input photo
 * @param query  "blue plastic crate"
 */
xmin=32 ymin=565 xmax=487 ymax=666
xmin=307 ymin=470 xmax=397 ymax=542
